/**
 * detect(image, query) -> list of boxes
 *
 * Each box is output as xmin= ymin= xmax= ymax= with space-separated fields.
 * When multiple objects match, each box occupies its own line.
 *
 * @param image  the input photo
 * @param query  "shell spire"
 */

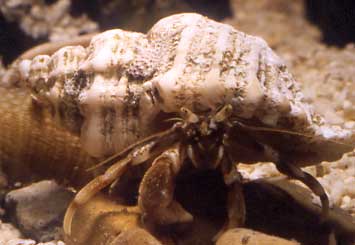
xmin=17 ymin=13 xmax=353 ymax=163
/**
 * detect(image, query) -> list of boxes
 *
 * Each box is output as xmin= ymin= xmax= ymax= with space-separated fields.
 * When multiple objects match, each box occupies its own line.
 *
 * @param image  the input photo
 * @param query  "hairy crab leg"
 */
xmin=64 ymin=124 xmax=184 ymax=236
xmin=226 ymin=181 xmax=245 ymax=227
xmin=214 ymin=158 xmax=246 ymax=241
xmin=276 ymin=159 xmax=329 ymax=220
xmin=138 ymin=143 xmax=193 ymax=225
xmin=187 ymin=144 xmax=201 ymax=169
xmin=221 ymin=132 xmax=246 ymax=230
xmin=230 ymin=121 xmax=332 ymax=221
xmin=223 ymin=163 xmax=245 ymax=228
xmin=64 ymin=156 xmax=132 ymax=236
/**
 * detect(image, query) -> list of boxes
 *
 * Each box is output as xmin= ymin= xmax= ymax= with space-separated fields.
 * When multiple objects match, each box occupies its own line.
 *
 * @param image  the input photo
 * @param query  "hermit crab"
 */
xmin=13 ymin=13 xmax=354 ymax=238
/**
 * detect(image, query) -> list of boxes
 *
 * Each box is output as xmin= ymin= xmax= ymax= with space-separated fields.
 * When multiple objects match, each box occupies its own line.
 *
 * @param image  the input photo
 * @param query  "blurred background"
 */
xmin=0 ymin=0 xmax=354 ymax=65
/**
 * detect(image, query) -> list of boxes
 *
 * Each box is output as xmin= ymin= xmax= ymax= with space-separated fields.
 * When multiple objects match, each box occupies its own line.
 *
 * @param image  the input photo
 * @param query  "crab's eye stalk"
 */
xmin=180 ymin=107 xmax=199 ymax=124
xmin=214 ymin=104 xmax=233 ymax=123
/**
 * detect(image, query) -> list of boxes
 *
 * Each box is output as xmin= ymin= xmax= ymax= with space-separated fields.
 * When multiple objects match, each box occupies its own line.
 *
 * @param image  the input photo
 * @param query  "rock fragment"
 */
xmin=0 ymin=0 xmax=97 ymax=42
xmin=0 ymin=221 xmax=23 ymax=243
xmin=5 ymin=180 xmax=73 ymax=242
xmin=216 ymin=228 xmax=300 ymax=245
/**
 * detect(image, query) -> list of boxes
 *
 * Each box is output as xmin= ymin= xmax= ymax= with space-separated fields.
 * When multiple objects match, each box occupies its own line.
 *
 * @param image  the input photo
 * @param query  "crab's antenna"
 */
xmin=86 ymin=122 xmax=184 ymax=172
xmin=232 ymin=120 xmax=354 ymax=147
xmin=164 ymin=117 xmax=184 ymax=123
xmin=65 ymin=122 xmax=184 ymax=236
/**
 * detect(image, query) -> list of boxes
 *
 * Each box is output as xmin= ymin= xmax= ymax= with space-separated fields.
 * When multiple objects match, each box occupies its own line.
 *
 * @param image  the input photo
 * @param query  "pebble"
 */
xmin=5 ymin=180 xmax=73 ymax=242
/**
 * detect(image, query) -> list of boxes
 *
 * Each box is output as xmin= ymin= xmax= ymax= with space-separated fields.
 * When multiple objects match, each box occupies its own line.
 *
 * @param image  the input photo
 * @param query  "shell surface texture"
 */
xmin=13 ymin=13 xmax=355 ymax=238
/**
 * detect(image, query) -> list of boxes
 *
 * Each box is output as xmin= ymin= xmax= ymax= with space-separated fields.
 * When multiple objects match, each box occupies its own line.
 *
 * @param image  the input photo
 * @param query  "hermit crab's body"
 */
xmin=16 ymin=13 xmax=354 ymax=236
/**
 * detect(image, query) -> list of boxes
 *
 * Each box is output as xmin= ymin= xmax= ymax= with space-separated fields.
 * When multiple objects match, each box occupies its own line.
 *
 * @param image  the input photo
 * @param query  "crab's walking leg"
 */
xmin=230 ymin=133 xmax=329 ymax=221
xmin=64 ymin=156 xmax=132 ymax=236
xmin=276 ymin=159 xmax=329 ymax=220
xmin=64 ymin=124 xmax=183 ymax=235
xmin=64 ymin=141 xmax=155 ymax=235
xmin=138 ymin=144 xmax=193 ymax=225
xmin=221 ymin=132 xmax=246 ymax=229
xmin=215 ymin=160 xmax=245 ymax=240
xmin=224 ymin=166 xmax=245 ymax=229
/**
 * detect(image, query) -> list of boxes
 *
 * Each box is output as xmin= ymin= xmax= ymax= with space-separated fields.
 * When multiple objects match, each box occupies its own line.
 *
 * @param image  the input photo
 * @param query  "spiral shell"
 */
xmin=18 ymin=13 xmax=354 ymax=162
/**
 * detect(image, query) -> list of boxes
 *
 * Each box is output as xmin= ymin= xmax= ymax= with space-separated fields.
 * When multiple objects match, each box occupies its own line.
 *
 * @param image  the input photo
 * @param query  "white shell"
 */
xmin=18 ymin=13 xmax=354 ymax=161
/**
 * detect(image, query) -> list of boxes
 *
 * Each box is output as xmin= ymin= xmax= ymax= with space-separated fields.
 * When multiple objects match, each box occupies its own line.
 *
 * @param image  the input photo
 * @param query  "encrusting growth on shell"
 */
xmin=17 ymin=13 xmax=354 ymax=162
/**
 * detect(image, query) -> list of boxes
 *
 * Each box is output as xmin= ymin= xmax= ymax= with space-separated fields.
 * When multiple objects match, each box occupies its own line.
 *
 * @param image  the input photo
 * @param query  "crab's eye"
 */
xmin=180 ymin=107 xmax=199 ymax=124
xmin=180 ymin=107 xmax=188 ymax=114
xmin=214 ymin=104 xmax=233 ymax=122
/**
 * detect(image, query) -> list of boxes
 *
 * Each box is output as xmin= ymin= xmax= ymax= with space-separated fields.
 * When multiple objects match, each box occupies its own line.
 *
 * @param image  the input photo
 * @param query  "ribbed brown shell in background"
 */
xmin=0 ymin=87 xmax=94 ymax=186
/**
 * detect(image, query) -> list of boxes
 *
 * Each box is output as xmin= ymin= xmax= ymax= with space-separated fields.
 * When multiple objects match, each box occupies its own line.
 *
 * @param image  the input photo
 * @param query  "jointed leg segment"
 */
xmin=240 ymin=138 xmax=330 ymax=221
xmin=138 ymin=144 xmax=193 ymax=225
xmin=64 ymin=125 xmax=183 ymax=236
xmin=224 ymin=167 xmax=245 ymax=229
xmin=214 ymin=159 xmax=245 ymax=240
xmin=276 ymin=159 xmax=329 ymax=220
xmin=63 ymin=157 xmax=131 ymax=235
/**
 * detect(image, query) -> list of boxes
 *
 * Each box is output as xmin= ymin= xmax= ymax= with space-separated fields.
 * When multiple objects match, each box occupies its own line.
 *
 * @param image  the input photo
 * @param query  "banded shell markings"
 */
xmin=18 ymin=13 xmax=354 ymax=163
